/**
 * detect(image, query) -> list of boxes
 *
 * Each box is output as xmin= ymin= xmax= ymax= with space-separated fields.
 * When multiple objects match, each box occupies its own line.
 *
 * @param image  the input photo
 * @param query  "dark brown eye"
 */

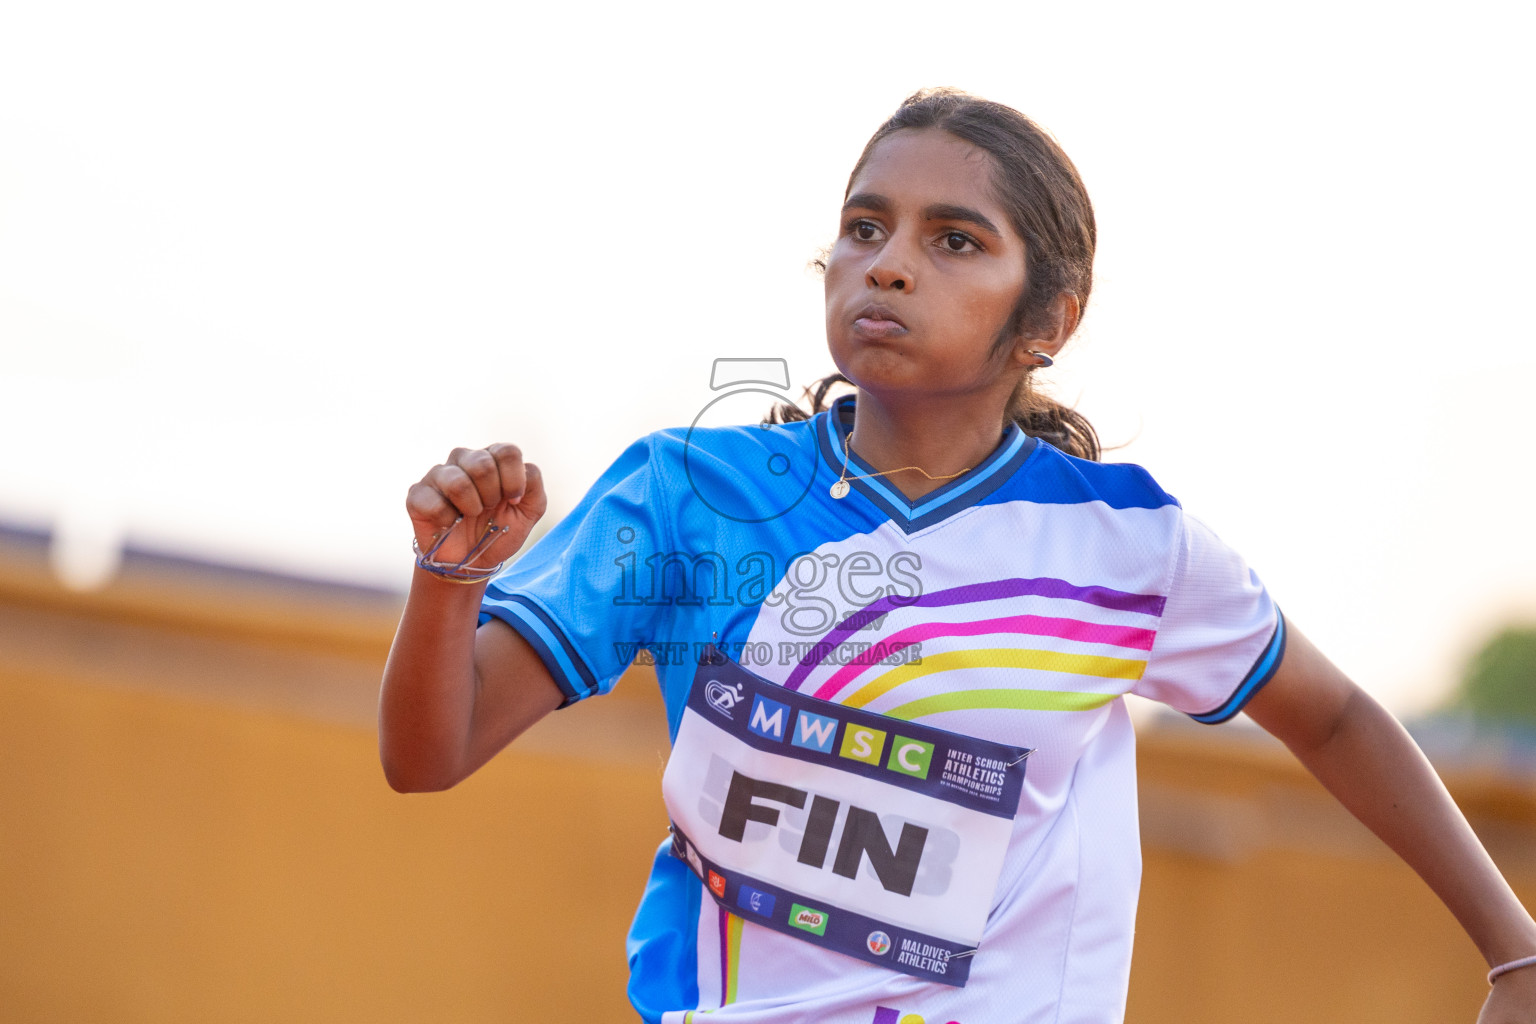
xmin=855 ymin=222 xmax=878 ymax=241
xmin=943 ymin=232 xmax=976 ymax=252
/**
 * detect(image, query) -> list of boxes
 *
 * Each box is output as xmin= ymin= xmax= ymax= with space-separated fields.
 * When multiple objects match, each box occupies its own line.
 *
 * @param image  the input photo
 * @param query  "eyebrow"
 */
xmin=842 ymin=192 xmax=891 ymax=216
xmin=923 ymin=202 xmax=1001 ymax=236
xmin=841 ymin=193 xmax=1001 ymax=236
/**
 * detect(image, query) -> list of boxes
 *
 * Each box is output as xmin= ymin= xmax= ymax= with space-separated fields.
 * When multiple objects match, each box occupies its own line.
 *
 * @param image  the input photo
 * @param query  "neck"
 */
xmin=846 ymin=389 xmax=1014 ymax=502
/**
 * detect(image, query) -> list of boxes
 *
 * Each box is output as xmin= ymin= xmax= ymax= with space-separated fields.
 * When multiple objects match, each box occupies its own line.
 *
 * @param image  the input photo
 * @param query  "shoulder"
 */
xmin=1019 ymin=440 xmax=1181 ymax=511
xmin=640 ymin=416 xmax=822 ymax=490
xmin=636 ymin=416 xmax=825 ymax=527
xmin=645 ymin=416 xmax=820 ymax=460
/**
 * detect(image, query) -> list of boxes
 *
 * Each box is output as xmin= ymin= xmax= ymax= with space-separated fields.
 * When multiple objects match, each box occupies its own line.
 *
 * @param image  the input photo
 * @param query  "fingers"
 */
xmin=451 ymin=446 xmax=510 ymax=517
xmin=511 ymin=461 xmax=548 ymax=522
xmin=405 ymin=444 xmax=546 ymax=577
xmin=485 ymin=443 xmax=528 ymax=511
xmin=416 ymin=462 xmax=489 ymax=521
xmin=406 ymin=445 xmax=541 ymax=531
xmin=404 ymin=479 xmax=464 ymax=532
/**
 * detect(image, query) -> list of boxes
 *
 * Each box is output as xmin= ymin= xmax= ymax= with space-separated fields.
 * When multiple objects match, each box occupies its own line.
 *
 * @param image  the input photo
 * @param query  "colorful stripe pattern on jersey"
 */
xmin=482 ymin=396 xmax=1283 ymax=1024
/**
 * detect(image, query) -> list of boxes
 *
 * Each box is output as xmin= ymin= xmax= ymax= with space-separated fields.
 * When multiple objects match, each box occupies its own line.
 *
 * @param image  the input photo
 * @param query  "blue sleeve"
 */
xmin=480 ymin=435 xmax=668 ymax=706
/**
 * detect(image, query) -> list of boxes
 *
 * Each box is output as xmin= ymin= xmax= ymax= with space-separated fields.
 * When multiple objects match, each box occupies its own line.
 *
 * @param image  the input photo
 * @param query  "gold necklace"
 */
xmin=830 ymin=433 xmax=972 ymax=500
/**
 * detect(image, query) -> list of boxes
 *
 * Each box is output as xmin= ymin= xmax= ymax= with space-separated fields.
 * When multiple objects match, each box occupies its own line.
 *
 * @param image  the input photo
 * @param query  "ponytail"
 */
xmin=765 ymin=373 xmax=1102 ymax=463
xmin=764 ymin=373 xmax=852 ymax=427
xmin=1006 ymin=378 xmax=1100 ymax=462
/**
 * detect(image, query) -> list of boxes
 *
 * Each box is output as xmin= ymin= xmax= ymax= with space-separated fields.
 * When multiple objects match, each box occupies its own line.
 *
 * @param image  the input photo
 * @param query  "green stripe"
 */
xmin=844 ymin=647 xmax=1146 ymax=709
xmin=883 ymin=688 xmax=1119 ymax=720
xmin=724 ymin=913 xmax=743 ymax=1005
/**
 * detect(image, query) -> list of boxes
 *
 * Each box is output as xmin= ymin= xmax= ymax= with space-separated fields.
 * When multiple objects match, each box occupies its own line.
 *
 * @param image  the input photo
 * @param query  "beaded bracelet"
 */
xmin=413 ymin=518 xmax=509 ymax=584
xmin=1488 ymin=954 xmax=1536 ymax=985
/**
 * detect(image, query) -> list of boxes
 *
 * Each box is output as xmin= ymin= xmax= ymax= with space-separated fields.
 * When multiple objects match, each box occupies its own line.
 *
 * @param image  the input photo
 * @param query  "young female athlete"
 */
xmin=379 ymin=90 xmax=1536 ymax=1023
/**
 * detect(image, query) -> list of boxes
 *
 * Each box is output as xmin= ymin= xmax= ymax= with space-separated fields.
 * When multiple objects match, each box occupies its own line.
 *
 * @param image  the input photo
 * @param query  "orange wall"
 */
xmin=0 ymin=667 xmax=668 ymax=1023
xmin=1130 ymin=728 xmax=1536 ymax=1021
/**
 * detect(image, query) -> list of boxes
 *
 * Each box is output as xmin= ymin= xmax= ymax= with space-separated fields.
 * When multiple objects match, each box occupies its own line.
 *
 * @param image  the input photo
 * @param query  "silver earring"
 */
xmin=1028 ymin=350 xmax=1054 ymax=368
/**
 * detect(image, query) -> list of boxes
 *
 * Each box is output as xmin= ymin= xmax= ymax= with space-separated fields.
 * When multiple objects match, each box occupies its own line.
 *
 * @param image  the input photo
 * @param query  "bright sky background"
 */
xmin=2 ymin=1 xmax=1532 ymax=715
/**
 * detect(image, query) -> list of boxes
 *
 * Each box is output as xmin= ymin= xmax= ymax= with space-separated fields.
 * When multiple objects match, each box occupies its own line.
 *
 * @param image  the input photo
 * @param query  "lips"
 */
xmin=852 ymin=303 xmax=908 ymax=339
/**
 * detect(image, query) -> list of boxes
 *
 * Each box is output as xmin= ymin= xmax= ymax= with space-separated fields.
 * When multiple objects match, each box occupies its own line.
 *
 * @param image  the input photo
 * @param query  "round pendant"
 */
xmin=829 ymin=479 xmax=851 ymax=500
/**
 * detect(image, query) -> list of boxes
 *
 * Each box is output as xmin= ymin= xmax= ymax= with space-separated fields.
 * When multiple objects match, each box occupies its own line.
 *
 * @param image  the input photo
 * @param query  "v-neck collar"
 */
xmin=816 ymin=395 xmax=1038 ymax=535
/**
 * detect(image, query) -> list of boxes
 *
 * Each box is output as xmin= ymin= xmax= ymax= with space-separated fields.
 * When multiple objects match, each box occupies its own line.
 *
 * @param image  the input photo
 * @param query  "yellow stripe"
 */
xmin=843 ymin=647 xmax=1146 ymax=708
xmin=884 ymin=687 xmax=1120 ymax=720
xmin=724 ymin=913 xmax=744 ymax=1005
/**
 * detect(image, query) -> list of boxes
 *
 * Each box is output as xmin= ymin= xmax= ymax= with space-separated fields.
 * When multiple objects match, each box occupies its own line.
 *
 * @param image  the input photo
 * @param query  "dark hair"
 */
xmin=770 ymin=88 xmax=1101 ymax=461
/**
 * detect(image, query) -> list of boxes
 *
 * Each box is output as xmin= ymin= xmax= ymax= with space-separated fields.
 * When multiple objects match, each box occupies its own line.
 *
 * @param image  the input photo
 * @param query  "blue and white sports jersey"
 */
xmin=482 ymin=396 xmax=1284 ymax=1024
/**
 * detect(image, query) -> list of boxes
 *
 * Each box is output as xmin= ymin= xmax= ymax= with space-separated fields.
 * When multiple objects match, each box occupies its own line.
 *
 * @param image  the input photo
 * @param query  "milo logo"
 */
xmin=788 ymin=903 xmax=828 ymax=936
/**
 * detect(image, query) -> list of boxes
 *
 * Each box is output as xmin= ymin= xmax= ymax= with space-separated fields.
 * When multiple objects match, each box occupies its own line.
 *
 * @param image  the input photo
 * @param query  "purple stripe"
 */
xmin=718 ymin=907 xmax=729 ymax=1004
xmin=783 ymin=577 xmax=1167 ymax=691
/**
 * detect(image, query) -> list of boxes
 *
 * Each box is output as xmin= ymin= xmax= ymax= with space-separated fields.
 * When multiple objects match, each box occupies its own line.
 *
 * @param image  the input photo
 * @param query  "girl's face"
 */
xmin=824 ymin=128 xmax=1031 ymax=404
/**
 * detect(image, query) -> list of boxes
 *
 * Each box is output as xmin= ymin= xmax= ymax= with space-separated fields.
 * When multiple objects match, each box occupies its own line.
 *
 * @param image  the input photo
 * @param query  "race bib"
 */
xmin=661 ymin=647 xmax=1030 ymax=987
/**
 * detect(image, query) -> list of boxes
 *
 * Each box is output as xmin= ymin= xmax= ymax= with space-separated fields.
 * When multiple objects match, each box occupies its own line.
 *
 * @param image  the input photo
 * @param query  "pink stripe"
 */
xmin=809 ymin=614 xmax=1156 ymax=701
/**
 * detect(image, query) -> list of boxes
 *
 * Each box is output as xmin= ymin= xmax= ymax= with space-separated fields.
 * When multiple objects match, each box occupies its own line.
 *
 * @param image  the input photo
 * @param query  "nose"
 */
xmin=866 ymin=239 xmax=914 ymax=292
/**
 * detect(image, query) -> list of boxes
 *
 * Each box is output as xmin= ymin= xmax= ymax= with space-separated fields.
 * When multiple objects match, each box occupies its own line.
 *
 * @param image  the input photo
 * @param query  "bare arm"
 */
xmin=1244 ymin=622 xmax=1536 ymax=1021
xmin=378 ymin=444 xmax=565 ymax=793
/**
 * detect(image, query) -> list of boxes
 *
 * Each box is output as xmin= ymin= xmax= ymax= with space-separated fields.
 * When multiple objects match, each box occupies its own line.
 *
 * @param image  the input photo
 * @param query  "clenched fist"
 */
xmin=405 ymin=444 xmax=548 ymax=575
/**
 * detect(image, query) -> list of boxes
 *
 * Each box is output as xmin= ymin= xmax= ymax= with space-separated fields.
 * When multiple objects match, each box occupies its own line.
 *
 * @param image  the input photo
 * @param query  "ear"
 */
xmin=1009 ymin=292 xmax=1081 ymax=367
